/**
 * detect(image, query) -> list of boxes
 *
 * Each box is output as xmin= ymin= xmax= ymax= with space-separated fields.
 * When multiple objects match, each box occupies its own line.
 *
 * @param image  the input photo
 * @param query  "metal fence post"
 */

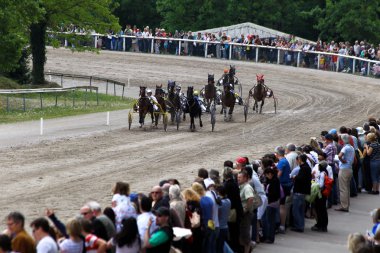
xmin=61 ymin=75 xmax=63 ymax=87
xmin=179 ymin=41 xmax=181 ymax=56
xmin=94 ymin=35 xmax=98 ymax=48
xmin=55 ymin=94 xmax=58 ymax=107
xmin=352 ymin=59 xmax=356 ymax=74
xmin=123 ymin=37 xmax=126 ymax=51
xmin=336 ymin=58 xmax=339 ymax=72
xmin=151 ymin=38 xmax=154 ymax=54
xmin=40 ymin=93 xmax=43 ymax=109
xmin=297 ymin=52 xmax=301 ymax=67
xmin=255 ymin=47 xmax=259 ymax=62
xmin=229 ymin=44 xmax=232 ymax=60
xmin=23 ymin=95 xmax=26 ymax=111
xmin=6 ymin=95 xmax=9 ymax=112
xmin=367 ymin=62 xmax=371 ymax=76
xmin=317 ymin=54 xmax=320 ymax=70
xmin=96 ymin=89 xmax=99 ymax=105
xmin=277 ymin=49 xmax=280 ymax=64
xmin=204 ymin=42 xmax=208 ymax=58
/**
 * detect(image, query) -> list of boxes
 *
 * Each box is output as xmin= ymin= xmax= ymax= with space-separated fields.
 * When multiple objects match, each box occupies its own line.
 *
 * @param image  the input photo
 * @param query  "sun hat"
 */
xmin=203 ymin=178 xmax=215 ymax=189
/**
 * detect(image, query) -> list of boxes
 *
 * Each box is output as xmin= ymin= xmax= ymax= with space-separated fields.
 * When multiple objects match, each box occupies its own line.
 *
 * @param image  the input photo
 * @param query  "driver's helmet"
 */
xmin=223 ymin=68 xmax=229 ymax=74
xmin=175 ymin=84 xmax=181 ymax=90
xmin=146 ymin=89 xmax=152 ymax=94
xmin=193 ymin=90 xmax=199 ymax=96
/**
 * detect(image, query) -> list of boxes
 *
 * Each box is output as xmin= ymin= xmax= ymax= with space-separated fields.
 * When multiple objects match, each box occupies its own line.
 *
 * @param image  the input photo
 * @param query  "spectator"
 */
xmin=335 ymin=134 xmax=355 ymax=212
xmin=80 ymin=219 xmax=107 ymax=253
xmin=151 ymin=185 xmax=170 ymax=211
xmin=144 ymin=207 xmax=173 ymax=253
xmin=108 ymin=217 xmax=141 ymax=253
xmin=203 ymin=178 xmax=220 ymax=253
xmin=364 ymin=133 xmax=380 ymax=194
xmin=0 ymin=234 xmax=12 ymax=253
xmin=169 ymin=184 xmax=186 ymax=224
xmin=59 ymin=218 xmax=83 ymax=253
xmin=87 ymin=201 xmax=116 ymax=240
xmin=215 ymin=185 xmax=231 ymax=253
xmin=80 ymin=204 xmax=110 ymax=240
xmin=6 ymin=211 xmax=35 ymax=253
xmin=30 ymin=217 xmax=58 ymax=253
xmin=291 ymin=154 xmax=311 ymax=232
xmin=137 ymin=195 xmax=158 ymax=242
xmin=182 ymin=188 xmax=202 ymax=253
xmin=311 ymin=162 xmax=329 ymax=232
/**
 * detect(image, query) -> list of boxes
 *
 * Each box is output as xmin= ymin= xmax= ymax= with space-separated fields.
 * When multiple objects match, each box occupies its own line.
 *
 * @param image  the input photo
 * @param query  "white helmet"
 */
xmin=146 ymin=89 xmax=152 ymax=93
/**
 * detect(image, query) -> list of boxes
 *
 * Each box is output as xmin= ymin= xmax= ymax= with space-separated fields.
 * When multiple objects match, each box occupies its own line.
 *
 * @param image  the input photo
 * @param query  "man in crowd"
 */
xmin=30 ymin=217 xmax=58 ymax=253
xmin=204 ymin=178 xmax=220 ymax=253
xmin=144 ymin=207 xmax=173 ymax=253
xmin=80 ymin=204 xmax=109 ymax=241
xmin=87 ymin=201 xmax=116 ymax=240
xmin=151 ymin=185 xmax=170 ymax=211
xmin=237 ymin=171 xmax=255 ymax=253
xmin=285 ymin=143 xmax=298 ymax=170
xmin=323 ymin=133 xmax=338 ymax=207
xmin=335 ymin=133 xmax=355 ymax=212
xmin=6 ymin=211 xmax=35 ymax=253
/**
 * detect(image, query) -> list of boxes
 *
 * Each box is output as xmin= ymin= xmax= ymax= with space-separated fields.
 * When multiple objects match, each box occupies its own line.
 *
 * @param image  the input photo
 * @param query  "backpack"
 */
xmin=322 ymin=173 xmax=333 ymax=198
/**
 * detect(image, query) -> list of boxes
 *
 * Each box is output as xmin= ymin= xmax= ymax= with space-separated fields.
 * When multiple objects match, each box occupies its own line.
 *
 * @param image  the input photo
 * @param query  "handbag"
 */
xmin=252 ymin=188 xmax=263 ymax=210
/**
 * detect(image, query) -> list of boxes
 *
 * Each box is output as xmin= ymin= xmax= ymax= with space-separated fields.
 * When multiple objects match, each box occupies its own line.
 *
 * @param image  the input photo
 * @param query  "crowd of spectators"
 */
xmin=1 ymin=117 xmax=380 ymax=253
xmin=95 ymin=25 xmax=380 ymax=76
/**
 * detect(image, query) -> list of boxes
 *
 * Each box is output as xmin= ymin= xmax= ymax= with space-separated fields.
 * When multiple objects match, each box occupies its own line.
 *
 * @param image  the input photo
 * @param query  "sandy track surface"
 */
xmin=1 ymin=48 xmax=379 ymax=252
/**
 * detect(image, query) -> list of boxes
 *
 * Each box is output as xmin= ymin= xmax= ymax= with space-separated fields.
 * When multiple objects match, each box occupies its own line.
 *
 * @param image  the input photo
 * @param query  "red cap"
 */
xmin=236 ymin=157 xmax=247 ymax=164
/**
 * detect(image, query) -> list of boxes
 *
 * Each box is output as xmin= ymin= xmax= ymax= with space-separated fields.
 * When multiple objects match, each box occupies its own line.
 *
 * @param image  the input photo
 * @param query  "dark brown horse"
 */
xmin=133 ymin=86 xmax=154 ymax=127
xmin=185 ymin=86 xmax=203 ymax=131
xmin=221 ymin=82 xmax=235 ymax=121
xmin=204 ymin=74 xmax=216 ymax=112
xmin=166 ymin=80 xmax=182 ymax=123
xmin=249 ymin=74 xmax=267 ymax=114
xmin=154 ymin=84 xmax=167 ymax=127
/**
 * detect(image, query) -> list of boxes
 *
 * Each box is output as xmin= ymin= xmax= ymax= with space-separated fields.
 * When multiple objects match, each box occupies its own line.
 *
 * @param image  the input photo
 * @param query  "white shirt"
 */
xmin=312 ymin=164 xmax=333 ymax=180
xmin=37 ymin=236 xmax=58 ymax=253
xmin=137 ymin=212 xmax=158 ymax=242
xmin=286 ymin=151 xmax=298 ymax=171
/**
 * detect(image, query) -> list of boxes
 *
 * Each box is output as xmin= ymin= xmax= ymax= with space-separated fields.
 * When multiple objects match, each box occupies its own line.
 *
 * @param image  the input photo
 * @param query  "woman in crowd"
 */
xmin=312 ymin=161 xmax=329 ymax=232
xmin=169 ymin=184 xmax=186 ymax=225
xmin=107 ymin=217 xmax=141 ymax=253
xmin=182 ymin=188 xmax=202 ymax=253
xmin=59 ymin=218 xmax=84 ymax=253
xmin=112 ymin=182 xmax=137 ymax=232
xmin=364 ymin=133 xmax=380 ymax=194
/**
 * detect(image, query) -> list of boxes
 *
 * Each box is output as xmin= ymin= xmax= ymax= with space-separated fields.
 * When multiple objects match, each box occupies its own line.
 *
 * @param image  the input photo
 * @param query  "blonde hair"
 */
xmin=182 ymin=188 xmax=200 ymax=203
xmin=367 ymin=133 xmax=377 ymax=143
xmin=66 ymin=218 xmax=82 ymax=240
xmin=191 ymin=182 xmax=205 ymax=196
xmin=310 ymin=138 xmax=322 ymax=152
xmin=347 ymin=233 xmax=366 ymax=253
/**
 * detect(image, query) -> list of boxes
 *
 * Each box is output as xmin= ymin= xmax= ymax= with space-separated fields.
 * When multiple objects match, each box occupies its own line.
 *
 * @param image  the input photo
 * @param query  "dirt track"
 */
xmin=1 ymin=48 xmax=380 ymax=251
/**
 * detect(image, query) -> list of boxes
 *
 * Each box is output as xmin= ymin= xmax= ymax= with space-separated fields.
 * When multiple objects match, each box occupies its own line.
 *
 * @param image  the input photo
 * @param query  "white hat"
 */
xmin=357 ymin=127 xmax=365 ymax=135
xmin=204 ymin=178 xmax=215 ymax=189
xmin=146 ymin=89 xmax=152 ymax=93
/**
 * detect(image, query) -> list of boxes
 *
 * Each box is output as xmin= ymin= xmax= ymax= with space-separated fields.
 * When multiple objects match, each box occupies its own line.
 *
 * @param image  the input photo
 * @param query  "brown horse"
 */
xmin=133 ymin=86 xmax=154 ymax=127
xmin=154 ymin=84 xmax=167 ymax=127
xmin=221 ymin=82 xmax=235 ymax=121
xmin=166 ymin=80 xmax=182 ymax=123
xmin=204 ymin=74 xmax=216 ymax=112
xmin=184 ymin=86 xmax=203 ymax=131
xmin=249 ymin=74 xmax=267 ymax=114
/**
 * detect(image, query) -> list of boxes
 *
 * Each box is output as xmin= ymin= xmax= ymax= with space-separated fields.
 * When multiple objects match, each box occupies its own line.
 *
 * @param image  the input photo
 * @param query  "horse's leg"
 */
xmin=199 ymin=114 xmax=203 ymax=128
xmin=223 ymin=105 xmax=227 ymax=121
xmin=260 ymin=99 xmax=265 ymax=114
xmin=229 ymin=104 xmax=234 ymax=121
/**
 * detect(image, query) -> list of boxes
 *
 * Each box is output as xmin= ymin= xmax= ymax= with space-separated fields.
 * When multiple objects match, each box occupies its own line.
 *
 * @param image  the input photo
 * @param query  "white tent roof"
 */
xmin=195 ymin=22 xmax=314 ymax=43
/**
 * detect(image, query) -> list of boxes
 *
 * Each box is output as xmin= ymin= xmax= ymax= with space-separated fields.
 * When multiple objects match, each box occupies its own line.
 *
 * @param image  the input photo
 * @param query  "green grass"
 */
xmin=0 ymin=91 xmax=135 ymax=124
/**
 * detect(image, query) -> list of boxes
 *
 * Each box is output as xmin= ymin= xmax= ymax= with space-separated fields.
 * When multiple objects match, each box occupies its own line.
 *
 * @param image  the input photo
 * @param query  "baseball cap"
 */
xmin=153 ymin=207 xmax=170 ymax=217
xmin=328 ymin=129 xmax=337 ymax=135
xmin=324 ymin=134 xmax=333 ymax=140
xmin=236 ymin=157 xmax=247 ymax=164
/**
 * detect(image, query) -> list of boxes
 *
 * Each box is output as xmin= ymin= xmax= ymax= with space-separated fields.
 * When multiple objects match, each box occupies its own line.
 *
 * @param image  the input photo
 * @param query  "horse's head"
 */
xmin=256 ymin=74 xmax=264 ymax=85
xmin=187 ymin=86 xmax=194 ymax=98
xmin=208 ymin=74 xmax=215 ymax=85
xmin=229 ymin=65 xmax=236 ymax=77
xmin=139 ymin=86 xmax=146 ymax=97
xmin=155 ymin=84 xmax=164 ymax=97
xmin=223 ymin=82 xmax=232 ymax=93
xmin=167 ymin=80 xmax=176 ymax=93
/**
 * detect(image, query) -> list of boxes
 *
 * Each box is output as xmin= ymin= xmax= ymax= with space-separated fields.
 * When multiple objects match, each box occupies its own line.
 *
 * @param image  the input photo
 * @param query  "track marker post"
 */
xmin=40 ymin=118 xmax=44 ymax=135
xmin=106 ymin=111 xmax=110 ymax=126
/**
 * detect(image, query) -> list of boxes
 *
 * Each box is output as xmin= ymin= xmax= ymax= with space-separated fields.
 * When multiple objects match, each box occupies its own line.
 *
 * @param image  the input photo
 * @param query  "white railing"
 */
xmin=54 ymin=32 xmax=380 ymax=77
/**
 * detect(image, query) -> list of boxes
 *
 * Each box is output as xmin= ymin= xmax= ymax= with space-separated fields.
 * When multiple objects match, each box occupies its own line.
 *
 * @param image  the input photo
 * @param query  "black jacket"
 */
xmin=293 ymin=163 xmax=312 ymax=195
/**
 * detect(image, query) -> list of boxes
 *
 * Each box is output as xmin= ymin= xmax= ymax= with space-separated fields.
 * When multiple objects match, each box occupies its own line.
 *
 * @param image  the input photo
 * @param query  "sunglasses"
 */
xmin=151 ymin=191 xmax=161 ymax=194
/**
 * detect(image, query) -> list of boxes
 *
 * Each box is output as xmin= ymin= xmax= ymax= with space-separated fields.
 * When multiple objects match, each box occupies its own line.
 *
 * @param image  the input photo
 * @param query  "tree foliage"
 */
xmin=0 ymin=0 xmax=40 ymax=74
xmin=29 ymin=0 xmax=120 ymax=85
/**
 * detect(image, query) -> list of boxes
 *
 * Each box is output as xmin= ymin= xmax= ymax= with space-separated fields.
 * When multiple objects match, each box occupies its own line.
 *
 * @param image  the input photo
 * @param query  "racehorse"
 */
xmin=166 ymin=80 xmax=182 ymax=123
xmin=154 ymin=84 xmax=167 ymax=127
xmin=204 ymin=74 xmax=216 ymax=112
xmin=185 ymin=86 xmax=203 ymax=131
xmin=133 ymin=86 xmax=154 ymax=127
xmin=250 ymin=74 xmax=267 ymax=114
xmin=220 ymin=81 xmax=235 ymax=121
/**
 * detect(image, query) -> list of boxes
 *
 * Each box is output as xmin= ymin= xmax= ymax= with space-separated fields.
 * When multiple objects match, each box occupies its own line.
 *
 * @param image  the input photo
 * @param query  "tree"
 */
xmin=113 ymin=0 xmax=162 ymax=29
xmin=315 ymin=0 xmax=380 ymax=43
xmin=30 ymin=0 xmax=120 ymax=85
xmin=0 ymin=1 xmax=39 ymax=74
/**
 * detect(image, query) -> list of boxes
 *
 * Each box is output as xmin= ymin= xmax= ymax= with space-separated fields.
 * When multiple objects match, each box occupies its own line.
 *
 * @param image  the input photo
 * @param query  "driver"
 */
xmin=193 ymin=90 xmax=206 ymax=112
xmin=147 ymin=89 xmax=159 ymax=111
